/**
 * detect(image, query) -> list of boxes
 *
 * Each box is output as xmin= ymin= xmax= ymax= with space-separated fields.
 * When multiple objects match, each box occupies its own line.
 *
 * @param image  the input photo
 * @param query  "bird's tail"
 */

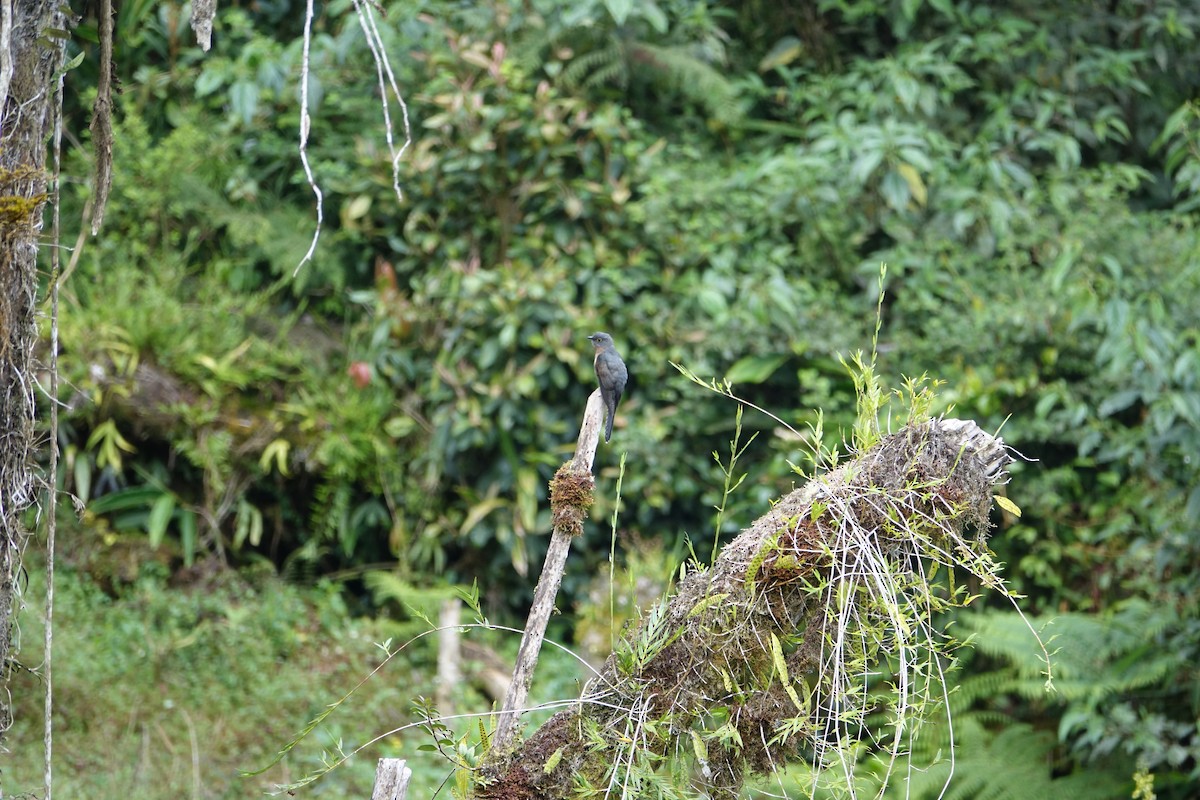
xmin=605 ymin=410 xmax=614 ymax=443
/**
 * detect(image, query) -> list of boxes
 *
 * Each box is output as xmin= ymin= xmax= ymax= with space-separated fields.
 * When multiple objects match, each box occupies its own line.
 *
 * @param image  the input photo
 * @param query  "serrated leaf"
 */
xmin=769 ymin=632 xmax=788 ymax=682
xmin=687 ymin=593 xmax=729 ymax=617
xmin=994 ymin=495 xmax=1022 ymax=517
xmin=770 ymin=633 xmax=809 ymax=711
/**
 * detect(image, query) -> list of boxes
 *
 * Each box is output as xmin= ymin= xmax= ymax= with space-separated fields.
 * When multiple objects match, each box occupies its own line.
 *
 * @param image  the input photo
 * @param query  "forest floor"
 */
xmin=2 ymin=539 xmax=583 ymax=799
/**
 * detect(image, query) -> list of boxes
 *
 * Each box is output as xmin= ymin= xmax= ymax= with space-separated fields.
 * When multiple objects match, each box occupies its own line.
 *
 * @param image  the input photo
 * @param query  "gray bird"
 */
xmin=587 ymin=332 xmax=628 ymax=443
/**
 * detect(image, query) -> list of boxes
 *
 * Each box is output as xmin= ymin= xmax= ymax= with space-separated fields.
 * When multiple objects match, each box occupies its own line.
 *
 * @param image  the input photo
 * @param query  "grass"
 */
xmin=2 ymin=531 xmax=581 ymax=799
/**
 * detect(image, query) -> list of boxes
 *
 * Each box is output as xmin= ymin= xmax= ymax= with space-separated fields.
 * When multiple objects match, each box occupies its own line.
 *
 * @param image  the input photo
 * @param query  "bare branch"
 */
xmin=351 ymin=0 xmax=412 ymax=204
xmin=88 ymin=0 xmax=114 ymax=235
xmin=492 ymin=390 xmax=606 ymax=753
xmin=293 ymin=0 xmax=323 ymax=275
xmin=0 ymin=0 xmax=13 ymax=117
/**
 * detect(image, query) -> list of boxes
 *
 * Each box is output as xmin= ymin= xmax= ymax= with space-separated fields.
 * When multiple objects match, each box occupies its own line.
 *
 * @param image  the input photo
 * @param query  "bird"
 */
xmin=587 ymin=332 xmax=628 ymax=443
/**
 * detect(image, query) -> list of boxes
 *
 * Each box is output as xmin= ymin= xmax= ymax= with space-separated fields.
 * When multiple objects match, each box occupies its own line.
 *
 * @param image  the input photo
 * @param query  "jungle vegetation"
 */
xmin=3 ymin=0 xmax=1199 ymax=797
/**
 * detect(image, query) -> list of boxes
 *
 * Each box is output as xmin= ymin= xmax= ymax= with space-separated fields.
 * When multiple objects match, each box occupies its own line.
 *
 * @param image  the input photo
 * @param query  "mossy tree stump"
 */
xmin=478 ymin=418 xmax=1012 ymax=799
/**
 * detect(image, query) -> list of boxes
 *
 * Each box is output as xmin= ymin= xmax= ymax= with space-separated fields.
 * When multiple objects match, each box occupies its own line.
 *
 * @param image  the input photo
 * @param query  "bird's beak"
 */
xmin=586 ymin=335 xmax=595 ymax=342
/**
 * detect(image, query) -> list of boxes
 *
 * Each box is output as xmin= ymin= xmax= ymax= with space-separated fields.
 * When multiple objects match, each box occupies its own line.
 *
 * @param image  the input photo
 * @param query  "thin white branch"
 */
xmin=351 ymin=0 xmax=411 ymax=204
xmin=0 ymin=0 xmax=13 ymax=121
xmin=293 ymin=0 xmax=323 ymax=275
xmin=45 ymin=14 xmax=68 ymax=799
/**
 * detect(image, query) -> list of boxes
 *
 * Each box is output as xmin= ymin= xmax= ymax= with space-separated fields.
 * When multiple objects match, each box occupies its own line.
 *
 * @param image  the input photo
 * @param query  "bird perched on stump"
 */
xmin=588 ymin=332 xmax=627 ymax=443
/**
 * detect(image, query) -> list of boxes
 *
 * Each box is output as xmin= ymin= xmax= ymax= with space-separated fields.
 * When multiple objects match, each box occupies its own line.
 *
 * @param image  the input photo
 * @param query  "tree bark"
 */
xmin=478 ymin=418 xmax=1011 ymax=799
xmin=0 ymin=0 xmax=65 ymax=737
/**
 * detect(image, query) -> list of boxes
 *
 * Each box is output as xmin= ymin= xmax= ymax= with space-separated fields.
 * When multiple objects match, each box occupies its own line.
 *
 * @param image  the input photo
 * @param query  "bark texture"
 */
xmin=478 ymin=418 xmax=1010 ymax=799
xmin=0 ymin=0 xmax=64 ymax=736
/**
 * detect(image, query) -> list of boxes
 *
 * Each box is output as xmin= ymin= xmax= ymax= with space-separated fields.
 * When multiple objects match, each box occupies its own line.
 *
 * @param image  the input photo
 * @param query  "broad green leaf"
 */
xmin=894 ymin=74 xmax=920 ymax=112
xmin=147 ymin=494 xmax=176 ymax=548
xmin=897 ymin=162 xmax=927 ymax=206
xmin=880 ymin=169 xmax=911 ymax=211
xmin=73 ymin=454 xmax=92 ymax=505
xmin=1097 ymin=390 xmax=1140 ymax=418
xmin=850 ymin=149 xmax=885 ymax=184
xmin=88 ymin=486 xmax=162 ymax=514
xmin=180 ymin=511 xmax=198 ymax=567
xmin=234 ymin=499 xmax=264 ymax=549
xmin=230 ymin=80 xmax=259 ymax=125
xmin=62 ymin=51 xmax=85 ymax=73
xmin=994 ymin=495 xmax=1022 ymax=518
xmin=640 ymin=0 xmax=668 ymax=33
xmin=603 ymin=0 xmax=634 ymax=25
xmin=726 ymin=354 xmax=787 ymax=385
xmin=759 ymin=37 xmax=803 ymax=72
xmin=460 ymin=497 xmax=505 ymax=536
xmin=260 ymin=438 xmax=291 ymax=476
xmin=344 ymin=195 xmax=372 ymax=221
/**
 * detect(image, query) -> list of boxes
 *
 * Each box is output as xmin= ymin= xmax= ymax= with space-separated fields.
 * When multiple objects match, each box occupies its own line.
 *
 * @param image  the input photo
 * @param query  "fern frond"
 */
xmin=875 ymin=715 xmax=1132 ymax=800
xmin=626 ymin=42 xmax=743 ymax=124
xmin=560 ymin=41 xmax=625 ymax=90
xmin=362 ymin=570 xmax=455 ymax=622
xmin=962 ymin=602 xmax=1186 ymax=703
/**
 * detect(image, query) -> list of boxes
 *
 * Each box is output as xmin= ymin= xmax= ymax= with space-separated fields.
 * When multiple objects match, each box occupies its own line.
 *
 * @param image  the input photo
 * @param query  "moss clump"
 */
xmin=548 ymin=463 xmax=594 ymax=538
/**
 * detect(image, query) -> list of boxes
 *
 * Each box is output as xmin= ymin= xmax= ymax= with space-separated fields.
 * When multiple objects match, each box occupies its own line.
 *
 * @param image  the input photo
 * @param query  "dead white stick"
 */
xmin=492 ymin=389 xmax=605 ymax=752
xmin=436 ymin=598 xmax=463 ymax=714
xmin=370 ymin=758 xmax=411 ymax=800
xmin=293 ymin=0 xmax=323 ymax=274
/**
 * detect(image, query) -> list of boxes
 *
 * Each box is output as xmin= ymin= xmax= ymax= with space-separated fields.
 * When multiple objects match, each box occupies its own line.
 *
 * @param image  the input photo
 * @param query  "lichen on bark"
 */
xmin=0 ymin=0 xmax=66 ymax=738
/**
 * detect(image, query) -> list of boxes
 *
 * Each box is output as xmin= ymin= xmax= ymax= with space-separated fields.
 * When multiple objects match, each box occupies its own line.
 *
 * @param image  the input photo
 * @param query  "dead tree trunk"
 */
xmin=478 ymin=418 xmax=1011 ymax=799
xmin=0 ymin=0 xmax=65 ymax=737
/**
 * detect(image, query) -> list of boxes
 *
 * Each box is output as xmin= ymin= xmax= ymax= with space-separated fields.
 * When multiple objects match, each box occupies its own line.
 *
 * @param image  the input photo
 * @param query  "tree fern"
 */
xmin=962 ymin=601 xmax=1187 ymax=703
xmin=560 ymin=40 xmax=629 ymax=91
xmin=882 ymin=717 xmax=1130 ymax=800
xmin=625 ymin=42 xmax=743 ymax=125
xmin=512 ymin=9 xmax=744 ymax=126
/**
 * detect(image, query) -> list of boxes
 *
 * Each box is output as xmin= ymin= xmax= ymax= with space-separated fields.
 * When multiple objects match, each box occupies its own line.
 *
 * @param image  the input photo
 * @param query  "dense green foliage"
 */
xmin=40 ymin=0 xmax=1200 ymax=795
xmin=7 ymin=560 xmax=444 ymax=797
